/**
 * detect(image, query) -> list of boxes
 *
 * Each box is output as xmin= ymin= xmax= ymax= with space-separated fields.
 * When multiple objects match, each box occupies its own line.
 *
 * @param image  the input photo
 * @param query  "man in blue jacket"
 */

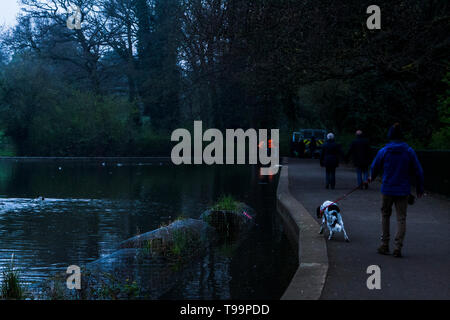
xmin=370 ymin=123 xmax=424 ymax=257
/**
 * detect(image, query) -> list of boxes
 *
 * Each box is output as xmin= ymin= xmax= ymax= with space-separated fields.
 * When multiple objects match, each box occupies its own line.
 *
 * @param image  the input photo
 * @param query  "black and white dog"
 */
xmin=316 ymin=201 xmax=350 ymax=242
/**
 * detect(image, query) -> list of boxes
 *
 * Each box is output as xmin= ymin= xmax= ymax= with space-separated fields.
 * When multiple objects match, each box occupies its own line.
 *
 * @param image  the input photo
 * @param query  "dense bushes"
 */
xmin=26 ymin=91 xmax=134 ymax=156
xmin=429 ymin=73 xmax=450 ymax=150
xmin=293 ymin=70 xmax=450 ymax=150
xmin=0 ymin=57 xmax=172 ymax=156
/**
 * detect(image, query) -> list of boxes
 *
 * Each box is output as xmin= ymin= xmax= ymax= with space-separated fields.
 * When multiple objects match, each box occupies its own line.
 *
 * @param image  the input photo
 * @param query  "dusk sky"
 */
xmin=0 ymin=0 xmax=20 ymax=27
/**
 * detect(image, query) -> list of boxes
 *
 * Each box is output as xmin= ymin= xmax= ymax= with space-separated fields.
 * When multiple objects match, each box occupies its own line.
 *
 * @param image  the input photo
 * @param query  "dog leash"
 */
xmin=324 ymin=182 xmax=369 ymax=210
xmin=242 ymin=210 xmax=259 ymax=226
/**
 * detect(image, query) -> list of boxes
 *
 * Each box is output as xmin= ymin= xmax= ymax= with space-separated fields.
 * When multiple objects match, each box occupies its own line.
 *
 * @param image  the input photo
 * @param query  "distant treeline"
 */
xmin=0 ymin=0 xmax=448 ymax=156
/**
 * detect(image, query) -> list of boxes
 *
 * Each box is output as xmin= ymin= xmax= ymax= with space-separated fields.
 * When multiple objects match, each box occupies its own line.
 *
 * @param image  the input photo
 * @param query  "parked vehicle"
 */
xmin=290 ymin=129 xmax=327 ymax=158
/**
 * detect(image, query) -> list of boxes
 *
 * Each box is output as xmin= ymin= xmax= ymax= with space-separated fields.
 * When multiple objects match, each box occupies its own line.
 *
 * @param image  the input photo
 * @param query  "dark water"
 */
xmin=0 ymin=159 xmax=297 ymax=299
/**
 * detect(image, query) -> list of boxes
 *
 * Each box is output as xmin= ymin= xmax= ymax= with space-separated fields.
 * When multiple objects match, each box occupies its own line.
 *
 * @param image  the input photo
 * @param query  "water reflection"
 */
xmin=0 ymin=159 xmax=297 ymax=299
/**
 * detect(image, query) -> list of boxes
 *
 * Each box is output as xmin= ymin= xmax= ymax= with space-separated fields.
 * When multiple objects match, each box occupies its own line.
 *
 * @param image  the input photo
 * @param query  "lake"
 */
xmin=0 ymin=159 xmax=297 ymax=299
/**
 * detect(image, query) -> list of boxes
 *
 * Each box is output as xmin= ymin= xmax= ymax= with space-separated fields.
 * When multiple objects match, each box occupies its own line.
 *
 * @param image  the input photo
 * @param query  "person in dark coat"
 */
xmin=320 ymin=133 xmax=341 ymax=189
xmin=290 ymin=136 xmax=305 ymax=158
xmin=297 ymin=139 xmax=305 ymax=158
xmin=290 ymin=138 xmax=297 ymax=157
xmin=346 ymin=130 xmax=372 ymax=189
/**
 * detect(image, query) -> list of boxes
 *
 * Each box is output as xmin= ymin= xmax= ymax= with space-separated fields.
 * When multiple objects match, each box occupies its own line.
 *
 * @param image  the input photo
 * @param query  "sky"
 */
xmin=0 ymin=0 xmax=21 ymax=27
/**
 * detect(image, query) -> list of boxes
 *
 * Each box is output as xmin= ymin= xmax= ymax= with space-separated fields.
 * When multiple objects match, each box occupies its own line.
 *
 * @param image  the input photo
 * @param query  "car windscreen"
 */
xmin=314 ymin=130 xmax=326 ymax=139
xmin=302 ymin=130 xmax=313 ymax=138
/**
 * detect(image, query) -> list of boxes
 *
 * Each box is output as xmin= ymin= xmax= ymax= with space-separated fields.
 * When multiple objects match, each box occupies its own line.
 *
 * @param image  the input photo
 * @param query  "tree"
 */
xmin=430 ymin=72 xmax=450 ymax=149
xmin=140 ymin=0 xmax=183 ymax=130
xmin=8 ymin=0 xmax=109 ymax=93
xmin=100 ymin=0 xmax=139 ymax=101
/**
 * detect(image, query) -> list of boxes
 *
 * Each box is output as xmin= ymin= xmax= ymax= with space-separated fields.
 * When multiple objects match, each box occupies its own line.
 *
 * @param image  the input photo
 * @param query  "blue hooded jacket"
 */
xmin=370 ymin=141 xmax=424 ymax=196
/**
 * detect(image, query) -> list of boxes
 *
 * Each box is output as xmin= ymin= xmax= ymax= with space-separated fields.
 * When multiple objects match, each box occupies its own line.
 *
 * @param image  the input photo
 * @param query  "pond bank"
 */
xmin=276 ymin=159 xmax=328 ymax=300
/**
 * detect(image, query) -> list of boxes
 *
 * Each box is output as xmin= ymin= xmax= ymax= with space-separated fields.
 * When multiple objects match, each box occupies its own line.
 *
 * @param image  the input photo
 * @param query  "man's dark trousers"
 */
xmin=326 ymin=167 xmax=336 ymax=188
xmin=381 ymin=194 xmax=408 ymax=249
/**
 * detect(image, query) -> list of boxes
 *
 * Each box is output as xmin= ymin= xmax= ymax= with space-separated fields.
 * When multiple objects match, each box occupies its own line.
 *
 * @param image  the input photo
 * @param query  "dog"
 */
xmin=316 ymin=201 xmax=350 ymax=242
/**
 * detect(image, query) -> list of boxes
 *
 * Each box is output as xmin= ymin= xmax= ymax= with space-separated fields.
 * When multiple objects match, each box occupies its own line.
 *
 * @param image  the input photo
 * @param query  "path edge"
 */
xmin=277 ymin=159 xmax=328 ymax=300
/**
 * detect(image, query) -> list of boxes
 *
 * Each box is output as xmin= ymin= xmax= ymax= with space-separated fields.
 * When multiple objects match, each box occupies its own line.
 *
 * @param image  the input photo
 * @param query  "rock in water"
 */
xmin=42 ymin=219 xmax=217 ymax=300
xmin=200 ymin=203 xmax=256 ymax=239
xmin=119 ymin=218 xmax=216 ymax=251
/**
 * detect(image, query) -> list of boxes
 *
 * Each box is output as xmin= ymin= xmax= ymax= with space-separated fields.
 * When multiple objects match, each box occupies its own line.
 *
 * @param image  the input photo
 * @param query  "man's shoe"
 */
xmin=326 ymin=185 xmax=329 ymax=189
xmin=377 ymin=245 xmax=390 ymax=255
xmin=364 ymin=183 xmax=369 ymax=190
xmin=393 ymin=249 xmax=402 ymax=258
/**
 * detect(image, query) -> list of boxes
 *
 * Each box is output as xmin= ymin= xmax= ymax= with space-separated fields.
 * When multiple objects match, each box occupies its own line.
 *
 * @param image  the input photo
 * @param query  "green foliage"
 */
xmin=138 ymin=0 xmax=182 ymax=131
xmin=170 ymin=229 xmax=190 ymax=256
xmin=44 ymin=276 xmax=68 ymax=300
xmin=430 ymin=72 xmax=450 ymax=149
xmin=142 ymin=226 xmax=200 ymax=260
xmin=211 ymin=195 xmax=240 ymax=212
xmin=0 ymin=56 xmax=174 ymax=156
xmin=336 ymin=132 xmax=357 ymax=153
xmin=0 ymin=130 xmax=17 ymax=156
xmin=142 ymin=238 xmax=167 ymax=256
xmin=293 ymin=70 xmax=449 ymax=150
xmin=133 ymin=124 xmax=173 ymax=156
xmin=167 ymin=228 xmax=202 ymax=271
xmin=27 ymin=90 xmax=135 ymax=156
xmin=97 ymin=274 xmax=140 ymax=300
xmin=1 ymin=255 xmax=24 ymax=300
xmin=279 ymin=131 xmax=291 ymax=157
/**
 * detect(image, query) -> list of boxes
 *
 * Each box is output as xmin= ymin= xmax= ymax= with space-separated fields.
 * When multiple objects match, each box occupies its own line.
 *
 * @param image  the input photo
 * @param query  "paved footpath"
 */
xmin=288 ymin=158 xmax=450 ymax=300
